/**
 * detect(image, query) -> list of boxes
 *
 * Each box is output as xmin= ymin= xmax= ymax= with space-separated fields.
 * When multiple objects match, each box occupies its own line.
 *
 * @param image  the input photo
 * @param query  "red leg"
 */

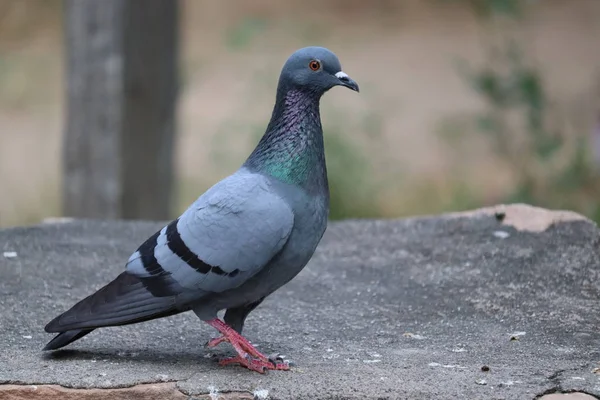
xmin=206 ymin=319 xmax=268 ymax=361
xmin=206 ymin=334 xmax=256 ymax=351
xmin=205 ymin=318 xmax=290 ymax=373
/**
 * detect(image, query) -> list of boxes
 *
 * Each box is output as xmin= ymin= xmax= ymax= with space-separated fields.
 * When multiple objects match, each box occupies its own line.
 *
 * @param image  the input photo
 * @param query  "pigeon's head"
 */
xmin=279 ymin=46 xmax=359 ymax=94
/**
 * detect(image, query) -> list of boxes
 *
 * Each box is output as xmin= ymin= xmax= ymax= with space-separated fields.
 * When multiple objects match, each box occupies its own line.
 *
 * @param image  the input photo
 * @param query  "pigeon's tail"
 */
xmin=43 ymin=272 xmax=181 ymax=350
xmin=43 ymin=328 xmax=95 ymax=350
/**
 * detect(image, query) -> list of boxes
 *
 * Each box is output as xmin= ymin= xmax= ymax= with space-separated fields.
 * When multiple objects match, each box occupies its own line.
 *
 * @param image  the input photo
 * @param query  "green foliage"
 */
xmin=322 ymin=105 xmax=385 ymax=220
xmin=442 ymin=0 xmax=522 ymax=18
xmin=324 ymin=127 xmax=376 ymax=220
xmin=450 ymin=0 xmax=600 ymax=221
xmin=225 ymin=17 xmax=268 ymax=51
xmin=470 ymin=0 xmax=522 ymax=18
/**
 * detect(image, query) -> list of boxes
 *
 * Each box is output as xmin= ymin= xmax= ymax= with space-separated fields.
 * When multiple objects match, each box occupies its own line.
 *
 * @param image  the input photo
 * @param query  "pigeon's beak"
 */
xmin=335 ymin=71 xmax=360 ymax=93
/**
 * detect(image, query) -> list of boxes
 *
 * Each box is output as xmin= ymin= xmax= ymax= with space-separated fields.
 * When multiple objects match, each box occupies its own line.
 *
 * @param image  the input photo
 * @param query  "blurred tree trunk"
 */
xmin=62 ymin=0 xmax=179 ymax=220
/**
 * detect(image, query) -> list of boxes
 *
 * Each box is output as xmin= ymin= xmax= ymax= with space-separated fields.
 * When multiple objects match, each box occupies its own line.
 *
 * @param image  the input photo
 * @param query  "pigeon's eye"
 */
xmin=309 ymin=60 xmax=321 ymax=71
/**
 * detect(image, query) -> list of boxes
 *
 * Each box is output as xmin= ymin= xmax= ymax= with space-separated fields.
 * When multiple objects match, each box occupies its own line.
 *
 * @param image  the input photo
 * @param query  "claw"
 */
xmin=269 ymin=361 xmax=291 ymax=371
xmin=268 ymin=353 xmax=284 ymax=366
xmin=268 ymin=353 xmax=294 ymax=368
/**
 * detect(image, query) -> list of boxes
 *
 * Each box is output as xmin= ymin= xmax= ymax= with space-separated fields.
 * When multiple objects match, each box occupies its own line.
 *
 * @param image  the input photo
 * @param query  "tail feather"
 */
xmin=44 ymin=272 xmax=180 ymax=335
xmin=43 ymin=329 xmax=94 ymax=351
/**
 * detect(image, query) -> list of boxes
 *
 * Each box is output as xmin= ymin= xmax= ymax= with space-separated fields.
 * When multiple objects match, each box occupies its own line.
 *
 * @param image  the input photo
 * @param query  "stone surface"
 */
xmin=0 ymin=383 xmax=189 ymax=400
xmin=540 ymin=394 xmax=599 ymax=400
xmin=1 ymin=204 xmax=599 ymax=400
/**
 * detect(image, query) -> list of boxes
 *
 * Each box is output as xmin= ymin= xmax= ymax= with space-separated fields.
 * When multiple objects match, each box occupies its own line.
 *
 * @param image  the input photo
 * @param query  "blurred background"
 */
xmin=1 ymin=0 xmax=600 ymax=228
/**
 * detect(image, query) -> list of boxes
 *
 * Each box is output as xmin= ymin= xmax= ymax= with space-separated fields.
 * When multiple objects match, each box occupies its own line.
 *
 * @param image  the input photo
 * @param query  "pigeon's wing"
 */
xmin=126 ymin=171 xmax=295 ymax=294
xmin=44 ymin=171 xmax=293 ymax=336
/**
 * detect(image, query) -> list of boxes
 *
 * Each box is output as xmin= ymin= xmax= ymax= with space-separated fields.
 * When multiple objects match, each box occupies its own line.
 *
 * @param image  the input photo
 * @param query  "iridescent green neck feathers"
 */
xmin=244 ymin=88 xmax=327 ymax=192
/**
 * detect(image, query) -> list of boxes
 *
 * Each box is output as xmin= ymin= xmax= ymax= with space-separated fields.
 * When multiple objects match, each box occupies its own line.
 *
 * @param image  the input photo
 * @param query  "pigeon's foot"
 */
xmin=218 ymin=355 xmax=290 ymax=373
xmin=206 ymin=335 xmax=228 ymax=348
xmin=206 ymin=318 xmax=290 ymax=373
xmin=206 ymin=332 xmax=266 ymax=361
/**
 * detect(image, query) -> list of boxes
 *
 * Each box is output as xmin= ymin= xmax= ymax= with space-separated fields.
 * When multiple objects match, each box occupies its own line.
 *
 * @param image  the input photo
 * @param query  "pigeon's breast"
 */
xmin=199 ymin=177 xmax=328 ymax=312
xmin=273 ymin=178 xmax=328 ymax=255
xmin=272 ymin=187 xmax=328 ymax=274
xmin=226 ymin=190 xmax=327 ymax=307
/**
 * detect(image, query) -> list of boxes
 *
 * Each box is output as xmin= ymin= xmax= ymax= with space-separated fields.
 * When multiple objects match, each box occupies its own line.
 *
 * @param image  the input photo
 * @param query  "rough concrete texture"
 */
xmin=539 ymin=394 xmax=598 ymax=400
xmin=1 ymin=204 xmax=599 ymax=400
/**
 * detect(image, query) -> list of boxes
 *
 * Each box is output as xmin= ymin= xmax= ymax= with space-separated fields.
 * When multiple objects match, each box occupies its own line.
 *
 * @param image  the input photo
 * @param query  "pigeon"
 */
xmin=43 ymin=46 xmax=359 ymax=373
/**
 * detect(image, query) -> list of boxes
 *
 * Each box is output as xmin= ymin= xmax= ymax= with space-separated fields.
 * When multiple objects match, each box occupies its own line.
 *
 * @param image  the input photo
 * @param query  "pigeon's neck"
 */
xmin=244 ymin=87 xmax=328 ymax=193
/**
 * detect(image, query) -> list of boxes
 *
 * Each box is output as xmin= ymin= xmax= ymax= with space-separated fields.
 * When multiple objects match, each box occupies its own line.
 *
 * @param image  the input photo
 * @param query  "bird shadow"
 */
xmin=40 ymin=346 xmax=231 ymax=368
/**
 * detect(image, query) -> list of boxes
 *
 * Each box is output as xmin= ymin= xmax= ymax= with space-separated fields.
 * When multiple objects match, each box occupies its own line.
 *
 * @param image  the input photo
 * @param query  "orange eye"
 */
xmin=309 ymin=60 xmax=321 ymax=71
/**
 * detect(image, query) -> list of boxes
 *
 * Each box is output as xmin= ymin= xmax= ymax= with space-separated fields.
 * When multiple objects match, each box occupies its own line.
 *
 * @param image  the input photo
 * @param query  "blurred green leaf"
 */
xmin=324 ymin=128 xmax=379 ymax=220
xmin=225 ymin=17 xmax=268 ymax=51
xmin=461 ymin=0 xmax=522 ymax=19
xmin=517 ymin=68 xmax=544 ymax=112
xmin=486 ymin=0 xmax=521 ymax=17
xmin=476 ymin=114 xmax=500 ymax=135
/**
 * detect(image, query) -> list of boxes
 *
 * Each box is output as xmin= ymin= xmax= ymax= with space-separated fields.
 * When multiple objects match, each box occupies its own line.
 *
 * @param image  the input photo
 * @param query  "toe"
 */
xmin=206 ymin=336 xmax=228 ymax=348
xmin=268 ymin=353 xmax=295 ymax=368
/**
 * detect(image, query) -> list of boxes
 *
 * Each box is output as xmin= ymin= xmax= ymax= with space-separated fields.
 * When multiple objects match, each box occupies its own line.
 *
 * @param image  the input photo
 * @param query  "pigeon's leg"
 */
xmin=206 ymin=298 xmax=265 ymax=348
xmin=205 ymin=318 xmax=289 ymax=372
xmin=206 ymin=318 xmax=269 ymax=361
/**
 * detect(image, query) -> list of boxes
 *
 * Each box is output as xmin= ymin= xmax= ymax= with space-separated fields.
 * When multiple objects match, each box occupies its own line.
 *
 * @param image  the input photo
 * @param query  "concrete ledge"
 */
xmin=1 ymin=204 xmax=599 ymax=399
xmin=0 ymin=383 xmax=188 ymax=400
xmin=442 ymin=203 xmax=587 ymax=232
xmin=0 ymin=383 xmax=260 ymax=399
